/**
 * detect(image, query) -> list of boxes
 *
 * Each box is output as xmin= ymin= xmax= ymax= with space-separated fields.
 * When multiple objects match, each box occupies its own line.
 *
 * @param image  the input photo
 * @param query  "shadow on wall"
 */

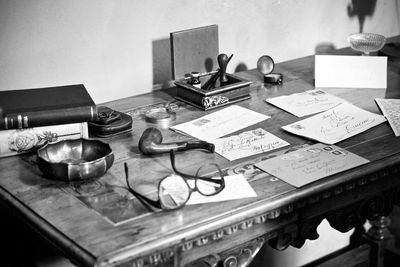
xmin=235 ymin=63 xmax=248 ymax=73
xmin=347 ymin=0 xmax=377 ymax=33
xmin=152 ymin=37 xmax=172 ymax=90
xmin=314 ymin=0 xmax=379 ymax=57
xmin=152 ymin=37 xmax=216 ymax=90
xmin=315 ymin=42 xmax=337 ymax=55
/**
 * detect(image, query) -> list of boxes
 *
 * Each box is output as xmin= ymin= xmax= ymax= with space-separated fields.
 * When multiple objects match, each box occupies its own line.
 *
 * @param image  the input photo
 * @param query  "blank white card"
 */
xmin=315 ymin=55 xmax=387 ymax=89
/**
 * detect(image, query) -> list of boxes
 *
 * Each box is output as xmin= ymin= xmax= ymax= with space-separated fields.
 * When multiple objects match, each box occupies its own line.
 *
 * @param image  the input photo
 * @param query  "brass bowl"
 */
xmin=37 ymin=138 xmax=114 ymax=182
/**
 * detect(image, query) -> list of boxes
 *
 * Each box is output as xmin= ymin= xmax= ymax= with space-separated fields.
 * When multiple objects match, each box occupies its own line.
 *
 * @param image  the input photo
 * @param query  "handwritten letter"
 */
xmin=375 ymin=98 xmax=400 ymax=136
xmin=282 ymin=103 xmax=386 ymax=144
xmin=213 ymin=128 xmax=290 ymax=161
xmin=266 ymin=89 xmax=347 ymax=117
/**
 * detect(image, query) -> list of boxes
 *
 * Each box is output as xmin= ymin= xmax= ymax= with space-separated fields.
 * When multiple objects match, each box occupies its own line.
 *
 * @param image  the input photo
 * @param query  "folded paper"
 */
xmin=315 ymin=55 xmax=387 ymax=88
xmin=375 ymin=98 xmax=400 ymax=136
xmin=186 ymin=174 xmax=257 ymax=205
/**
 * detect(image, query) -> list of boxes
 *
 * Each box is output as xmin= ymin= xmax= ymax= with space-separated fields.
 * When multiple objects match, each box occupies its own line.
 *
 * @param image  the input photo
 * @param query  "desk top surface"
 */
xmin=1 ymin=39 xmax=400 ymax=267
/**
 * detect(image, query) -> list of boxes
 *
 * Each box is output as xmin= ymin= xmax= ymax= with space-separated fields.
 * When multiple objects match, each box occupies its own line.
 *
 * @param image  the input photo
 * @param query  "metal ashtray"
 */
xmin=37 ymin=138 xmax=114 ymax=182
xmin=145 ymin=107 xmax=176 ymax=124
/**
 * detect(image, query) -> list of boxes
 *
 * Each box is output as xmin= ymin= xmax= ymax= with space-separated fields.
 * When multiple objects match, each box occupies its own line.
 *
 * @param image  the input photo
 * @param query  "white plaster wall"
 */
xmin=0 ymin=0 xmax=399 ymax=104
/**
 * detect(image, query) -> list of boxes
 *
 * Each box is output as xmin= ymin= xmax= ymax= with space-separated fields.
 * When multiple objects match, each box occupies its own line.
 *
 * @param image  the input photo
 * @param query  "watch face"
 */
xmin=257 ymin=55 xmax=275 ymax=75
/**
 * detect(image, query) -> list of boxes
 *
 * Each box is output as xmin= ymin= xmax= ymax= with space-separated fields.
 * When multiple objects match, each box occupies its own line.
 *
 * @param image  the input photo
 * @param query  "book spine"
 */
xmin=0 ymin=122 xmax=89 ymax=158
xmin=1 ymin=106 xmax=96 ymax=130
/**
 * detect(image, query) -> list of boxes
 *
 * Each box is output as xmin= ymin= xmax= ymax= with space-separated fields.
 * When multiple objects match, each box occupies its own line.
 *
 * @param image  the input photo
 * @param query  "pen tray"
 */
xmin=174 ymin=73 xmax=252 ymax=110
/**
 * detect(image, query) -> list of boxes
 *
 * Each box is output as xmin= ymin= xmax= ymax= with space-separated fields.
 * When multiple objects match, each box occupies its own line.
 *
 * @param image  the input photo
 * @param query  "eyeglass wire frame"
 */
xmin=124 ymin=150 xmax=226 ymax=211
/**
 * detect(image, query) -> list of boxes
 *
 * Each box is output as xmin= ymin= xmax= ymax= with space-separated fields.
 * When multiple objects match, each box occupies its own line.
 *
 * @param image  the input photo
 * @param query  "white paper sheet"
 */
xmin=170 ymin=105 xmax=270 ymax=141
xmin=282 ymin=102 xmax=386 ymax=144
xmin=255 ymin=143 xmax=369 ymax=188
xmin=266 ymin=89 xmax=347 ymax=117
xmin=315 ymin=55 xmax=387 ymax=88
xmin=375 ymin=98 xmax=400 ymax=136
xmin=213 ymin=128 xmax=289 ymax=161
xmin=186 ymin=174 xmax=257 ymax=205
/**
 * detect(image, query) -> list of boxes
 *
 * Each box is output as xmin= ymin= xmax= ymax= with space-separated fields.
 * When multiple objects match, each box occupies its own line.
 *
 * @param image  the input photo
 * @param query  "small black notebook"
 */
xmin=0 ymin=84 xmax=97 ymax=129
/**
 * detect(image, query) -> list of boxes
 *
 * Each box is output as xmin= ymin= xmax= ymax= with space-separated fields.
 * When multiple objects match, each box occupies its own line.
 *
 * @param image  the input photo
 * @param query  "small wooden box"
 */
xmin=174 ymin=73 xmax=252 ymax=110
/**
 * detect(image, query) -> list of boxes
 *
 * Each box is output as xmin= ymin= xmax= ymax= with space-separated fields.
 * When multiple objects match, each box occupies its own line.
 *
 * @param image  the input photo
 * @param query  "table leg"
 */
xmin=364 ymin=216 xmax=395 ymax=267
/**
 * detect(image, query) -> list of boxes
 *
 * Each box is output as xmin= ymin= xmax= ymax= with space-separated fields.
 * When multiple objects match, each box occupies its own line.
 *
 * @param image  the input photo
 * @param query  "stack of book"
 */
xmin=0 ymin=84 xmax=97 ymax=157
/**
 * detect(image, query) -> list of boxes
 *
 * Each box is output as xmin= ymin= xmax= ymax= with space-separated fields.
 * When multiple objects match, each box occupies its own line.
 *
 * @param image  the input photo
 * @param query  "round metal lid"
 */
xmin=145 ymin=108 xmax=176 ymax=124
xmin=257 ymin=55 xmax=275 ymax=75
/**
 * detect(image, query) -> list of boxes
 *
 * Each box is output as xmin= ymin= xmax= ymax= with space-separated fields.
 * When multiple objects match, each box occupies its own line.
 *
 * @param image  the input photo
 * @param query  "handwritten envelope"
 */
xmin=266 ymin=89 xmax=347 ymax=117
xmin=170 ymin=105 xmax=270 ymax=141
xmin=282 ymin=102 xmax=386 ymax=144
xmin=213 ymin=128 xmax=289 ymax=161
xmin=315 ymin=55 xmax=387 ymax=89
xmin=255 ymin=143 xmax=369 ymax=187
xmin=375 ymin=98 xmax=400 ymax=136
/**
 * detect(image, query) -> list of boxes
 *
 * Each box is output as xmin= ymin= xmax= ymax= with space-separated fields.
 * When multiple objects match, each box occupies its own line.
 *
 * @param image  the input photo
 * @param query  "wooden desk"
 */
xmin=1 ymin=40 xmax=400 ymax=267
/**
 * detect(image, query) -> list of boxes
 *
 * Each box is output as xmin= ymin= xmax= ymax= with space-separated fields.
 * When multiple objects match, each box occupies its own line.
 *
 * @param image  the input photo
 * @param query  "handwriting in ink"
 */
xmin=220 ymin=130 xmax=283 ymax=154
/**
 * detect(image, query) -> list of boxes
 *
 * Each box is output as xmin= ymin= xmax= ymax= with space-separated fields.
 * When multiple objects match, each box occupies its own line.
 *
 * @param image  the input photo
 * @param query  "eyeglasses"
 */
xmin=124 ymin=150 xmax=225 ymax=211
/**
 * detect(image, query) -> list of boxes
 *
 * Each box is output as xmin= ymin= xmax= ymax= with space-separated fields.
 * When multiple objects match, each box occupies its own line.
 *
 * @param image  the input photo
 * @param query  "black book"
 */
xmin=0 ymin=84 xmax=97 ymax=130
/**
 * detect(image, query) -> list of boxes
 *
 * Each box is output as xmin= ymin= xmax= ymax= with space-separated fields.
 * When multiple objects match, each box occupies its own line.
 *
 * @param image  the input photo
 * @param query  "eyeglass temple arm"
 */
xmin=124 ymin=163 xmax=161 ymax=210
xmin=139 ymin=127 xmax=215 ymax=155
xmin=130 ymin=187 xmax=161 ymax=210
xmin=169 ymin=150 xmax=225 ymax=186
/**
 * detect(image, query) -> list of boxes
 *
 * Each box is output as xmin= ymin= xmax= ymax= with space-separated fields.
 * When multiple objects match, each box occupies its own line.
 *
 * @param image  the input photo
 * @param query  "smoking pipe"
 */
xmin=138 ymin=127 xmax=215 ymax=155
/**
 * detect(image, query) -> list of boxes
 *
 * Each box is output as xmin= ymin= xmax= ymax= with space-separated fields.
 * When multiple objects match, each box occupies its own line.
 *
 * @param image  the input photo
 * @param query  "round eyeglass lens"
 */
xmin=195 ymin=164 xmax=224 ymax=196
xmin=159 ymin=174 xmax=190 ymax=209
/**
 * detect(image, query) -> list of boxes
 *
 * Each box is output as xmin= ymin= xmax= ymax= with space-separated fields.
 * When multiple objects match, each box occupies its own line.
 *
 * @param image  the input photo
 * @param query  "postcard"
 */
xmin=375 ymin=98 xmax=400 ymax=136
xmin=186 ymin=174 xmax=257 ymax=205
xmin=282 ymin=102 xmax=386 ymax=144
xmin=315 ymin=55 xmax=387 ymax=89
xmin=266 ymin=89 xmax=347 ymax=117
xmin=255 ymin=143 xmax=369 ymax=187
xmin=170 ymin=105 xmax=270 ymax=141
xmin=213 ymin=128 xmax=289 ymax=161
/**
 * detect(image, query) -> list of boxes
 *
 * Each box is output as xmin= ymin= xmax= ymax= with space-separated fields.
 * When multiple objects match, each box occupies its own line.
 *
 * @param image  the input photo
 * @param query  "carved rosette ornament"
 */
xmin=190 ymin=236 xmax=266 ymax=267
xmin=326 ymin=202 xmax=362 ymax=233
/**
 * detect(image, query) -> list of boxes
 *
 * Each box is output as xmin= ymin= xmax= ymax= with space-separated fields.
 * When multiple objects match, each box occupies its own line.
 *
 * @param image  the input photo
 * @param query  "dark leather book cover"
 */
xmin=0 ymin=84 xmax=97 ymax=129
